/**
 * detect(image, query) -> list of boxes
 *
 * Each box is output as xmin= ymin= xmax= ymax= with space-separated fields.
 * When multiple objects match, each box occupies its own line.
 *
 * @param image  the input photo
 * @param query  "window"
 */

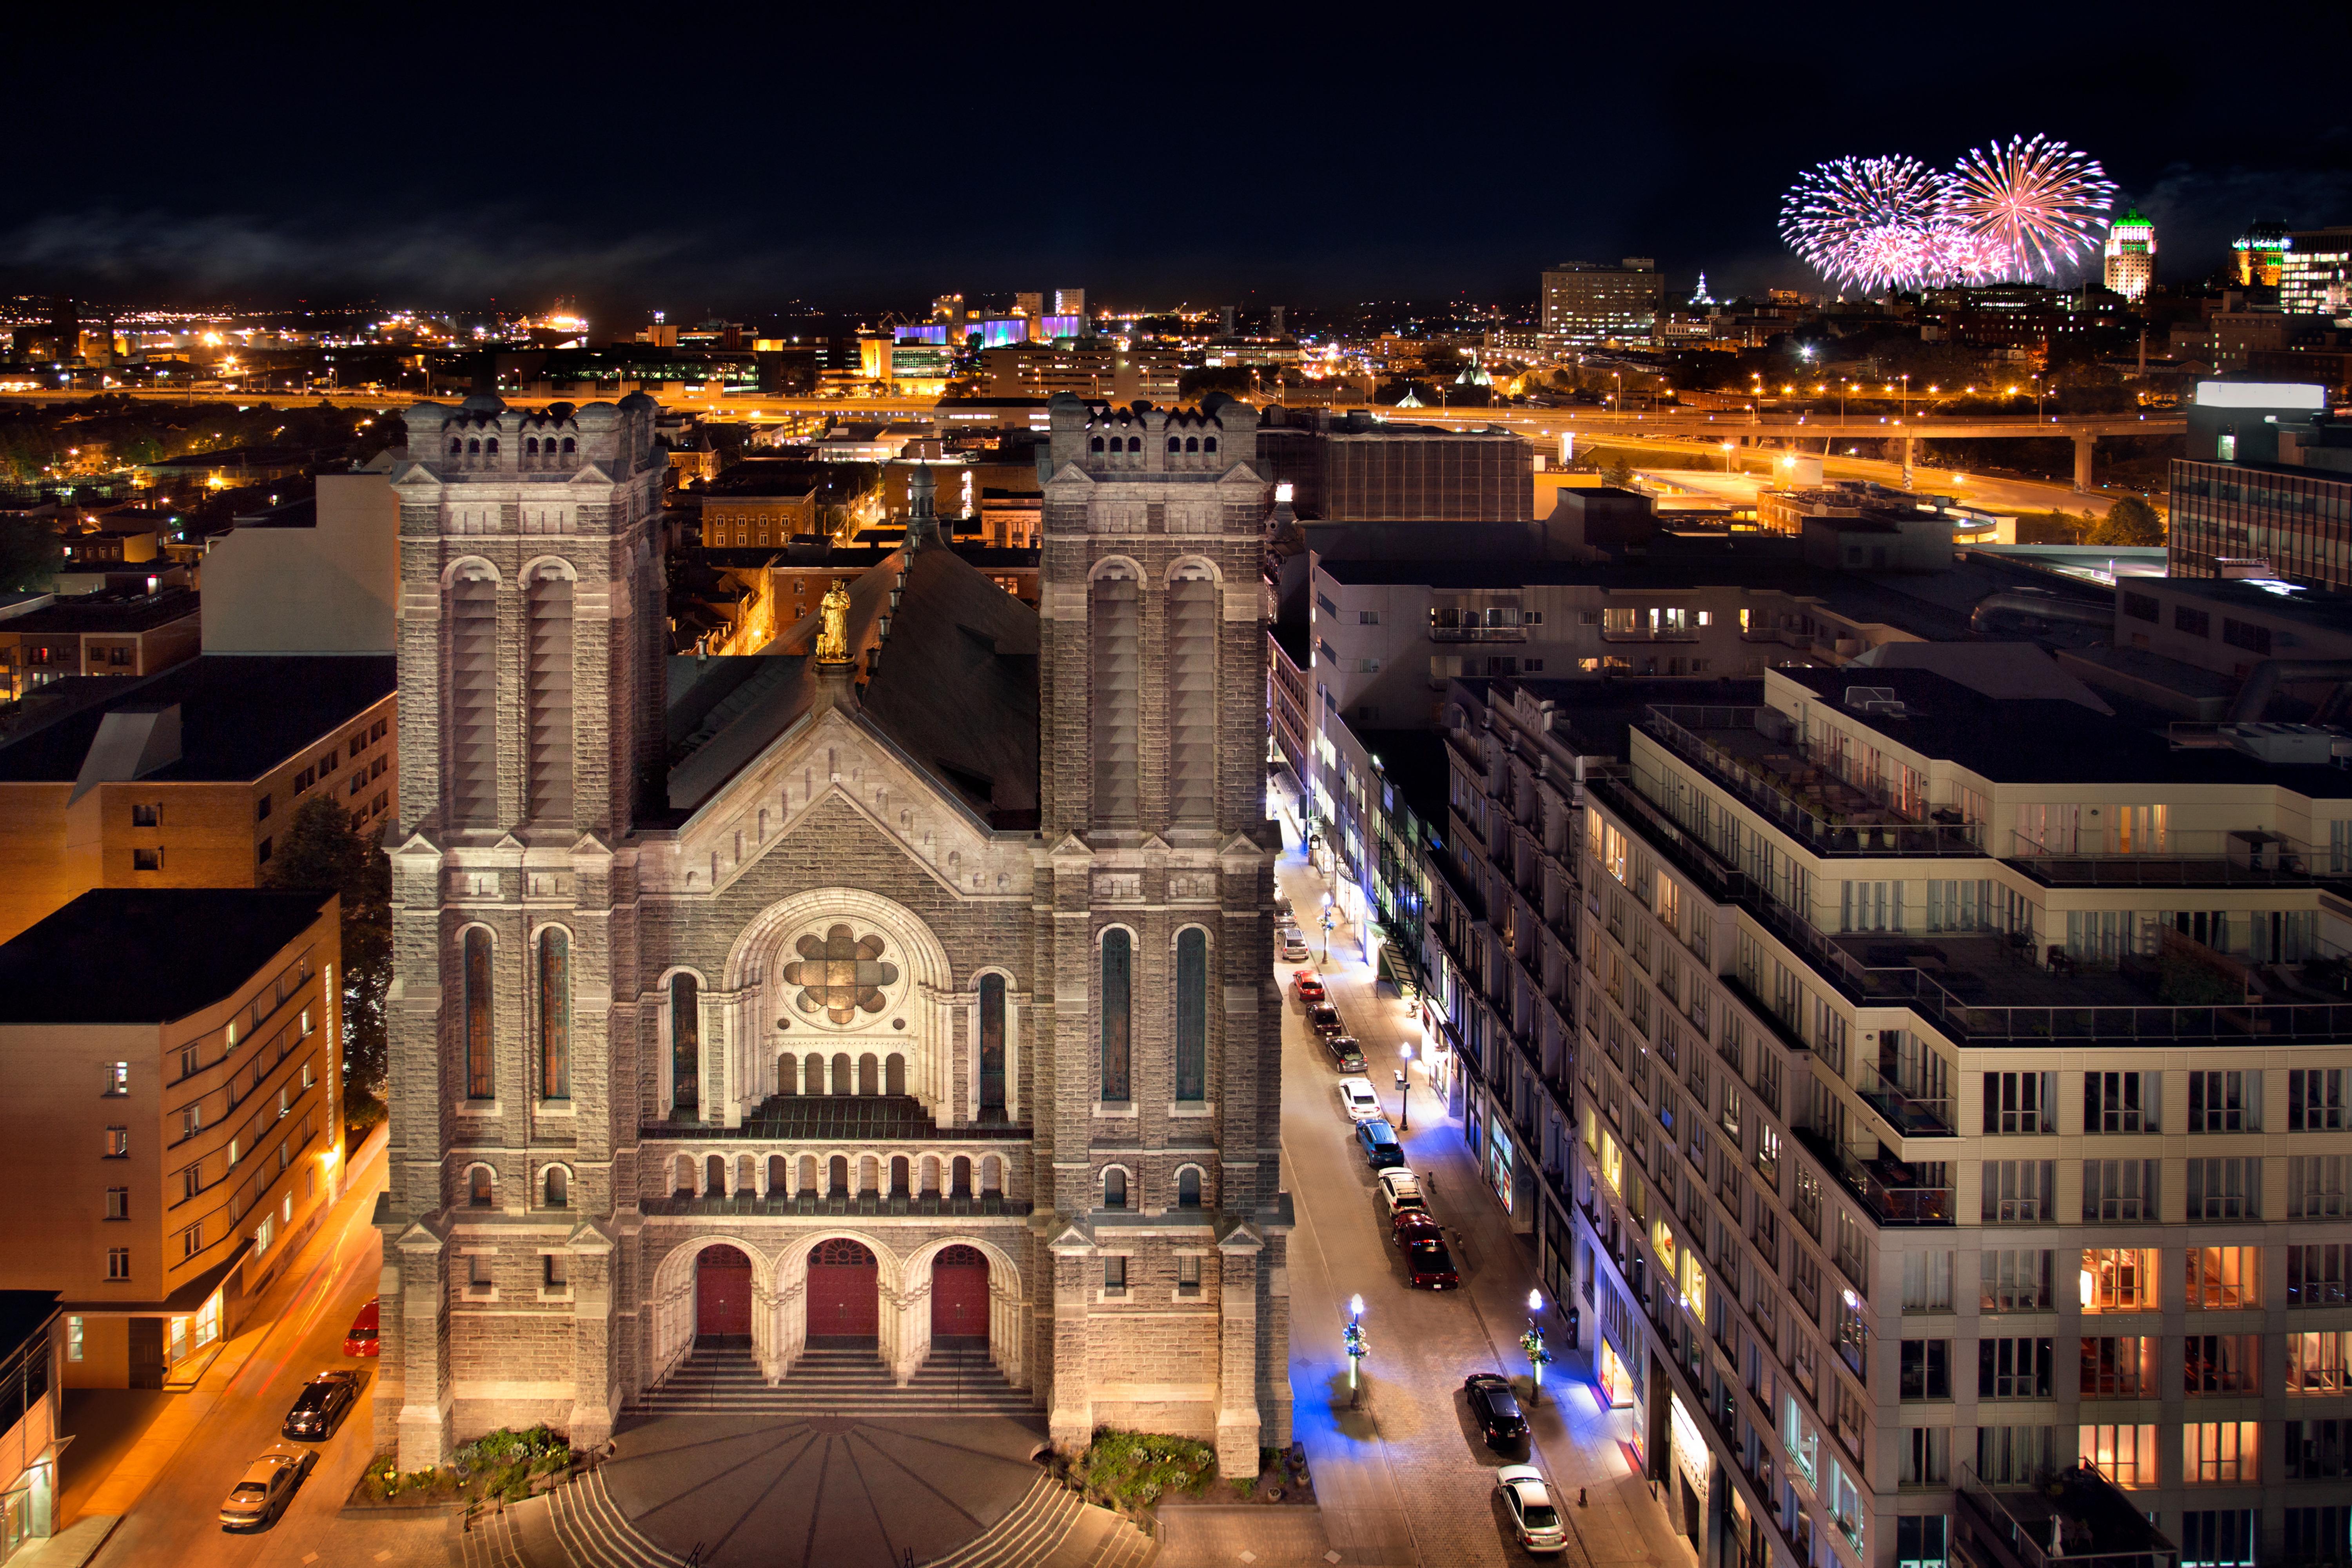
xmin=183 ymin=1222 xmax=202 ymax=1260
xmin=2080 ymin=1424 xmax=2159 ymax=1486
xmin=104 ymin=1187 xmax=128 ymax=1221
xmin=1178 ymin=1167 xmax=1202 ymax=1209
xmin=256 ymin=837 xmax=271 ymax=866
xmin=1897 ymin=1516 xmax=1949 ymax=1568
xmin=2290 ymin=1155 xmax=2350 ymax=1218
xmin=1901 ymin=1252 xmax=1954 ymax=1311
xmin=2289 ymin=1243 xmax=2350 ymax=1307
xmin=978 ymin=973 xmax=1006 ymax=1118
xmin=544 ymin=1254 xmax=568 ymax=1290
xmin=1092 ymin=568 xmax=1141 ymax=824
xmin=2179 ymin=1511 xmax=2256 ymax=1568
xmin=464 ymin=928 xmax=493 ymax=1100
xmin=1978 ymin=1337 xmax=2053 ymax=1399
xmin=2184 ymin=1334 xmax=2260 ymax=1394
xmin=468 ymin=1254 xmax=492 ymax=1292
xmin=2186 ymin=1157 xmax=2261 ymax=1220
xmin=2191 ymin=1246 xmax=2260 ymax=1309
xmin=2187 ymin=1071 xmax=2259 ymax=1131
xmin=131 ymin=802 xmax=159 ymax=827
xmin=181 ymin=1103 xmax=200 ymax=1138
xmin=2078 ymin=1249 xmax=2156 ymax=1313
xmin=2082 ymin=1160 xmax=2156 ymax=1222
xmin=1981 ymin=1160 xmax=2056 ymax=1222
xmin=525 ymin=567 xmax=574 ymax=819
xmin=2121 ymin=591 xmax=2158 ymax=622
xmin=670 ymin=973 xmax=699 ymax=1114
xmin=1103 ymin=1256 xmax=1127 ymax=1295
xmin=2288 ymin=1510 xmax=2351 ymax=1566
xmin=1099 ymin=928 xmax=1131 ymax=1102
xmin=1175 ymin=928 xmax=1207 ymax=1103
xmin=2221 ymin=617 xmax=2272 ymax=655
xmin=537 ymin=928 xmax=569 ymax=1100
xmin=2287 ymin=1330 xmax=2352 ymax=1393
xmin=1176 ymin=1256 xmax=1201 ymax=1296
xmin=66 ymin=1316 xmax=82 ymax=1362
xmin=2290 ymin=1069 xmax=2348 ymax=1130
xmin=1898 ymin=1339 xmax=1949 ymax=1399
xmin=2184 ymin=1421 xmax=2258 ymax=1484
xmin=1103 ymin=1168 xmax=1127 ymax=1210
xmin=104 ymin=1060 xmax=128 ymax=1096
xmin=2175 ymin=605 xmax=2211 ymax=637
xmin=544 ymin=1167 xmax=568 ymax=1208
xmin=1900 ymin=1427 xmax=1949 ymax=1486
xmin=132 ymin=846 xmax=162 ymax=871
xmin=469 ymin=1167 xmax=493 ymax=1208
xmin=2083 ymin=1072 xmax=2157 ymax=1133
xmin=1982 ymin=1072 xmax=2056 ymax=1133
xmin=106 ymin=1249 xmax=129 ymax=1281
xmin=256 ymin=793 xmax=270 ymax=822
xmin=2080 ymin=1336 xmax=2157 ymax=1397
xmin=178 ymin=1043 xmax=198 ymax=1078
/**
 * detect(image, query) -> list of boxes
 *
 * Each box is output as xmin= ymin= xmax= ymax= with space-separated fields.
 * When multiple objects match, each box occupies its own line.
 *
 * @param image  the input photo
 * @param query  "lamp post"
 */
xmin=1397 ymin=1044 xmax=1413 ymax=1131
xmin=1522 ymin=1289 xmax=1551 ymax=1405
xmin=1344 ymin=1294 xmax=1368 ymax=1405
xmin=1321 ymin=895 xmax=1336 ymax=967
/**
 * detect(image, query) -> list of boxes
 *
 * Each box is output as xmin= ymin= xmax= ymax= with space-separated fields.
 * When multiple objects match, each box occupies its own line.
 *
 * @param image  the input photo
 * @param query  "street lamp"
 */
xmin=1321 ymin=894 xmax=1336 ymax=966
xmin=1522 ymin=1290 xmax=1552 ymax=1405
xmin=1396 ymin=1044 xmax=1413 ymax=1131
xmin=1720 ymin=441 xmax=1735 ymax=474
xmin=1345 ymin=1294 xmax=1368 ymax=1404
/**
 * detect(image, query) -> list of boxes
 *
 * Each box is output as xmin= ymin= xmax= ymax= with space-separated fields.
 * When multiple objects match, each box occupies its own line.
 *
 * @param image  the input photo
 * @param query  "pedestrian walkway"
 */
xmin=1274 ymin=818 xmax=1693 ymax=1568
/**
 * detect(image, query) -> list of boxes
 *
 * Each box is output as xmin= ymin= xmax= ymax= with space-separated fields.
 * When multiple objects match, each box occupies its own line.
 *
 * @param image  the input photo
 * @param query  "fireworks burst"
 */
xmin=1778 ymin=155 xmax=1957 ymax=293
xmin=1947 ymin=134 xmax=2118 ymax=281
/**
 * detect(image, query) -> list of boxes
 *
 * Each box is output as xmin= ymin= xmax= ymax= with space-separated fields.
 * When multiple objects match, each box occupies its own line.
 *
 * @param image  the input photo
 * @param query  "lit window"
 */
xmin=104 ymin=1061 xmax=128 ymax=1095
xmin=66 ymin=1316 xmax=83 ymax=1361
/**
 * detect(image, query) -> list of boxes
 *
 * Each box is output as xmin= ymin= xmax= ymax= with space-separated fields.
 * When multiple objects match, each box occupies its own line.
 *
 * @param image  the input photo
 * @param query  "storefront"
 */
xmin=1597 ymin=1336 xmax=1639 ymax=1410
xmin=0 ymin=1294 xmax=62 ymax=1566
xmin=1487 ymin=1124 xmax=1515 ymax=1215
xmin=1668 ymin=1392 xmax=1710 ymax=1544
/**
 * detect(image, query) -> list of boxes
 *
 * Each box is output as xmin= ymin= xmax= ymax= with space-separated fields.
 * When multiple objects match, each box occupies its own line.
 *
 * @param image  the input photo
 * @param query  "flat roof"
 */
xmin=0 ymin=889 xmax=332 ymax=1024
xmin=2 ymin=590 xmax=199 ymax=635
xmin=2147 ymin=575 xmax=2352 ymax=634
xmin=0 ymin=654 xmax=396 ymax=784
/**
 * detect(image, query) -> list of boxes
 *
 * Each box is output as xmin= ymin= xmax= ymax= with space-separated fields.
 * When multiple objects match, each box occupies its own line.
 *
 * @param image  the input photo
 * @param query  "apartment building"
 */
xmin=1429 ymin=664 xmax=2352 ymax=1568
xmin=0 ymin=588 xmax=202 ymax=701
xmin=0 ymin=890 xmax=341 ymax=1388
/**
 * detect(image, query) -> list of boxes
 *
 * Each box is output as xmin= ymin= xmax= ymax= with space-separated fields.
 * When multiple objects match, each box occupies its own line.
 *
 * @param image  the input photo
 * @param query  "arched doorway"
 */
xmin=807 ymin=1238 xmax=878 ymax=1341
xmin=697 ymin=1244 xmax=753 ymax=1343
xmin=931 ymin=1245 xmax=989 ymax=1343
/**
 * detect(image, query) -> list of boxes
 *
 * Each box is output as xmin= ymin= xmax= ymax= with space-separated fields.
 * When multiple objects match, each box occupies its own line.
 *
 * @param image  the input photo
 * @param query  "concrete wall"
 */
xmin=201 ymin=470 xmax=398 ymax=653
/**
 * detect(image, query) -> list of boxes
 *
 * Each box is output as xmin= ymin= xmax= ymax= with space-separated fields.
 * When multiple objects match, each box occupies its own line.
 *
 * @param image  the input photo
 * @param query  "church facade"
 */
xmin=373 ymin=392 xmax=1291 ymax=1475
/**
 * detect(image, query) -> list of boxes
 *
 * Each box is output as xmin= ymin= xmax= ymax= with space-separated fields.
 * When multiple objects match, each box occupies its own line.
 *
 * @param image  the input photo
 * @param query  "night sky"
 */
xmin=10 ymin=2 xmax=2347 ymax=320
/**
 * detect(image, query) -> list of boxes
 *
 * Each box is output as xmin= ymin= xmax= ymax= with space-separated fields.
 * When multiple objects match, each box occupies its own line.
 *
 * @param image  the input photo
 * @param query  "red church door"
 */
xmin=806 ymin=1238 xmax=878 ymax=1340
xmin=696 ymin=1244 xmax=753 ymax=1339
xmin=931 ymin=1245 xmax=990 ymax=1341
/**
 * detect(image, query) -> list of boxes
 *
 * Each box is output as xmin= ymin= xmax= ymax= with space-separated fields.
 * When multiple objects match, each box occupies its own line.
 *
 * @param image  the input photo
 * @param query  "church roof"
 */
xmin=664 ymin=542 xmax=1039 ymax=828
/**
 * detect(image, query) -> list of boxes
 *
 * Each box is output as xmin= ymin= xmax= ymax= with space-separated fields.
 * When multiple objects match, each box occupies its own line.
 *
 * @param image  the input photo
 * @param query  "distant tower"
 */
xmin=2103 ymin=209 xmax=2156 ymax=301
xmin=1053 ymin=288 xmax=1086 ymax=320
xmin=1690 ymin=272 xmax=1716 ymax=307
xmin=2234 ymin=221 xmax=2288 ymax=288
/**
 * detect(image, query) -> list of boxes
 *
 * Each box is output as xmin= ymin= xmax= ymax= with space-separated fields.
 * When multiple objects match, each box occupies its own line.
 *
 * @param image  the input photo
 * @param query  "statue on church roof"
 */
xmin=814 ymin=579 xmax=851 ymax=664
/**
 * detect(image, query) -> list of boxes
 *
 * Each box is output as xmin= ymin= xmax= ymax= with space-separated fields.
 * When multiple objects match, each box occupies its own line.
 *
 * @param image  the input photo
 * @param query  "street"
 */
xmin=71 ymin=1134 xmax=449 ymax=1568
xmin=1269 ymin=804 xmax=1693 ymax=1568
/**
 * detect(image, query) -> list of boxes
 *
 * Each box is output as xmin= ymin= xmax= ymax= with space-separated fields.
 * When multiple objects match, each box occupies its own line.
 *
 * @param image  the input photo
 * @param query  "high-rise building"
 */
xmin=2103 ymin=208 xmax=2156 ymax=301
xmin=1541 ymin=259 xmax=1664 ymax=350
xmin=2279 ymin=227 xmax=2352 ymax=318
xmin=1052 ymin=289 xmax=1085 ymax=320
xmin=931 ymin=294 xmax=965 ymax=332
xmin=2168 ymin=379 xmax=2350 ymax=585
xmin=2234 ymin=221 xmax=2289 ymax=288
xmin=373 ymin=391 xmax=1288 ymax=1475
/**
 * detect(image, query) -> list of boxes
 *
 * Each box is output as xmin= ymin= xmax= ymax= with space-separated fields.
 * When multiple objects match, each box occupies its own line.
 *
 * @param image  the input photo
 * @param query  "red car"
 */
xmin=1295 ymin=973 xmax=1327 ymax=1005
xmin=1395 ymin=1214 xmax=1459 ymax=1289
xmin=343 ymin=1298 xmax=380 ymax=1357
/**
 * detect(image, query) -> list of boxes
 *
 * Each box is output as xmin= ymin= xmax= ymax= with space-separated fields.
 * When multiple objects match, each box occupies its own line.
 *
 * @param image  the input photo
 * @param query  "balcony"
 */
xmin=1796 ymin=1129 xmax=1955 ymax=1226
xmin=1855 ymin=1058 xmax=1956 ymax=1138
xmin=1953 ymin=1463 xmax=2179 ymax=1568
xmin=1643 ymin=706 xmax=1983 ymax=858
xmin=2010 ymin=826 xmax=2323 ymax=887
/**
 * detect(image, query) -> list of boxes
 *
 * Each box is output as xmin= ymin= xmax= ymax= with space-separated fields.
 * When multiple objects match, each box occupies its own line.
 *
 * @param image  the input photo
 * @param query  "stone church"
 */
xmin=372 ymin=391 xmax=1291 ymax=1475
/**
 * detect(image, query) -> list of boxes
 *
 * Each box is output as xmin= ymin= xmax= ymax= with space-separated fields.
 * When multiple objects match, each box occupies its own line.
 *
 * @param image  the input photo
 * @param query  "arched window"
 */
xmin=560 ymin=436 xmax=576 ymax=454
xmin=704 ymin=1155 xmax=725 ymax=1196
xmin=828 ymin=1155 xmax=849 ymax=1196
xmin=1184 ymin=436 xmax=1199 ymax=453
xmin=544 ymin=1166 xmax=569 ymax=1207
xmin=463 ymin=928 xmax=494 ymax=1100
xmin=1203 ymin=436 xmax=1218 ymax=453
xmin=670 ymin=974 xmax=699 ymax=1114
xmin=1167 ymin=436 xmax=1182 ymax=452
xmin=1176 ymin=927 xmax=1207 ymax=1103
xmin=831 ymin=1052 xmax=852 ymax=1096
xmin=524 ymin=437 xmax=539 ymax=455
xmin=1178 ymin=1166 xmax=1203 ymax=1208
xmin=467 ymin=438 xmax=481 ymax=454
xmin=858 ymin=1053 xmax=879 ymax=1096
xmin=1104 ymin=1167 xmax=1127 ymax=1209
xmin=978 ymin=973 xmax=1006 ymax=1118
xmin=1127 ymin=436 xmax=1142 ymax=453
xmin=469 ymin=1166 xmax=493 ymax=1206
xmin=447 ymin=567 xmax=498 ymax=824
xmin=538 ymin=927 xmax=570 ymax=1100
xmin=778 ymin=1051 xmax=799 ymax=1096
xmin=448 ymin=437 xmax=463 ymax=455
xmin=1100 ymin=928 xmax=1131 ymax=1102
xmin=526 ymin=567 xmax=573 ymax=822
xmin=1091 ymin=567 xmax=1140 ymax=825
xmin=1167 ymin=566 xmax=1218 ymax=822
xmin=885 ymin=1053 xmax=906 ymax=1096
xmin=1090 ymin=436 xmax=1104 ymax=453
xmin=484 ymin=438 xmax=499 ymax=455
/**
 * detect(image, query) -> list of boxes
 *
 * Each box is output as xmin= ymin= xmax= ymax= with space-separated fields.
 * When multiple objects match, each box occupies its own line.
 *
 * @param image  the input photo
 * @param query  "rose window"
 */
xmin=782 ymin=924 xmax=899 ymax=1025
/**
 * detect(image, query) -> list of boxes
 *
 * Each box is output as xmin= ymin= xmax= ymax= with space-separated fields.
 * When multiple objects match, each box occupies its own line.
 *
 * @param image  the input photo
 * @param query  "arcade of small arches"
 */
xmin=663 ymin=1148 xmax=1013 ymax=1204
xmin=648 ymin=1230 xmax=1027 ymax=1392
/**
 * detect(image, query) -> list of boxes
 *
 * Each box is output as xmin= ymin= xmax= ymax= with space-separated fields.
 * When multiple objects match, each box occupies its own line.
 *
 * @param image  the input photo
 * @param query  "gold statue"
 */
xmin=814 ymin=578 xmax=851 ymax=663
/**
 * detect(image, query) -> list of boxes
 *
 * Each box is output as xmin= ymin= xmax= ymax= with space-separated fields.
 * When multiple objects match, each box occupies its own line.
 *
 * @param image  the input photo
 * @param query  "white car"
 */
xmin=220 ymin=1443 xmax=315 ymax=1530
xmin=1377 ymin=1167 xmax=1427 ymax=1221
xmin=1336 ymin=1076 xmax=1381 ymax=1122
xmin=1496 ymin=1464 xmax=1567 ymax=1555
xmin=1278 ymin=925 xmax=1310 ymax=961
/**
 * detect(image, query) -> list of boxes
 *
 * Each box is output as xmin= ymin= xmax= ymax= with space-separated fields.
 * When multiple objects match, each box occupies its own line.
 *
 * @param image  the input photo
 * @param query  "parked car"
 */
xmin=342 ymin=1299 xmax=379 ymax=1357
xmin=1495 ymin=1464 xmax=1567 ymax=1554
xmin=1464 ymin=1372 xmax=1528 ymax=1448
xmin=1278 ymin=925 xmax=1310 ymax=961
xmin=1307 ymin=1002 xmax=1345 ymax=1038
xmin=282 ymin=1369 xmax=363 ymax=1440
xmin=1377 ymin=1168 xmax=1427 ymax=1222
xmin=1324 ymin=1033 xmax=1366 ymax=1072
xmin=1275 ymin=893 xmax=1293 ymax=920
xmin=1336 ymin=1076 xmax=1382 ymax=1122
xmin=219 ymin=1445 xmax=315 ymax=1530
xmin=1394 ymin=1213 xmax=1458 ymax=1288
xmin=1356 ymin=1118 xmax=1406 ymax=1170
xmin=1294 ymin=972 xmax=1327 ymax=1005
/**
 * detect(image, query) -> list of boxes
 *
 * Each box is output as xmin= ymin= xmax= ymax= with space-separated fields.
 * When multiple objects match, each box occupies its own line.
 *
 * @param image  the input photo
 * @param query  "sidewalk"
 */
xmin=66 ymin=1123 xmax=388 ymax=1524
xmin=1275 ymin=824 xmax=1691 ymax=1568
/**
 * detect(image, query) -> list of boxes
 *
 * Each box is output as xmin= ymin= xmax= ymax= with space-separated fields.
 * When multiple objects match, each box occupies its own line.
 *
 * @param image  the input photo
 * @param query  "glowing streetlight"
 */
xmin=1522 ymin=1290 xmax=1551 ymax=1404
xmin=1397 ymin=1043 xmax=1414 ymax=1131
xmin=1345 ymin=1295 xmax=1368 ymax=1401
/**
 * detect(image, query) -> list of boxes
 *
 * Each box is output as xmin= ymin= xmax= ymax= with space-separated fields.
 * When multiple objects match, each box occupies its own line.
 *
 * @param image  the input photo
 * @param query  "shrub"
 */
xmin=1068 ymin=1430 xmax=1218 ymax=1511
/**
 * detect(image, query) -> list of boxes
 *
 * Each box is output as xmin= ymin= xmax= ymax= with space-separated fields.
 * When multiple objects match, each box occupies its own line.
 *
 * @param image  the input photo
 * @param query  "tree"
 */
xmin=2089 ymin=494 xmax=2164 ymax=547
xmin=1603 ymin=458 xmax=1637 ymax=488
xmin=0 ymin=519 xmax=59 ymax=592
xmin=260 ymin=797 xmax=391 ymax=1129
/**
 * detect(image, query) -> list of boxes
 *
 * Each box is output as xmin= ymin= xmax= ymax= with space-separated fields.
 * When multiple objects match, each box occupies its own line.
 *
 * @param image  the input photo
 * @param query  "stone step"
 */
xmin=918 ymin=1474 xmax=1084 ymax=1568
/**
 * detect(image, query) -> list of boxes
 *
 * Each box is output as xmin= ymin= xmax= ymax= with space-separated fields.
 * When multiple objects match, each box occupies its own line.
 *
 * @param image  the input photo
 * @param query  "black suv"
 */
xmin=1464 ymin=1372 xmax=1528 ymax=1449
xmin=282 ymin=1369 xmax=362 ymax=1440
xmin=1324 ymin=1034 xmax=1367 ymax=1072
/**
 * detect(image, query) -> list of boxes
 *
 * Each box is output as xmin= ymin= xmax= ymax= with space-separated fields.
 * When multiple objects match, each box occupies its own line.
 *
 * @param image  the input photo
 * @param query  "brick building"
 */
xmin=376 ymin=392 xmax=1289 ymax=1474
